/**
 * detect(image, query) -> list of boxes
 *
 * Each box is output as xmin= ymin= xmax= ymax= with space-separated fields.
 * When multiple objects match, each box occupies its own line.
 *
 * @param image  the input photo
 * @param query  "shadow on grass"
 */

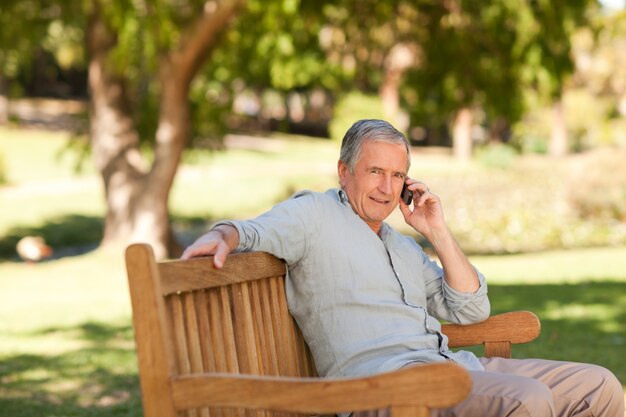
xmin=464 ymin=280 xmax=626 ymax=385
xmin=0 ymin=213 xmax=216 ymax=261
xmin=0 ymin=214 xmax=103 ymax=261
xmin=0 ymin=321 xmax=142 ymax=417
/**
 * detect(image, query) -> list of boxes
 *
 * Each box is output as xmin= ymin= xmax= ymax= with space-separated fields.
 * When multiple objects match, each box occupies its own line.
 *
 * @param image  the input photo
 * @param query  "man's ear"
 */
xmin=337 ymin=160 xmax=348 ymax=188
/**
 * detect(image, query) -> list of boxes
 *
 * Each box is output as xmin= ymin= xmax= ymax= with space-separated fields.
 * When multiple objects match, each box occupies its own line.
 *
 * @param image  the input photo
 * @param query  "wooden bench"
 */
xmin=125 ymin=243 xmax=541 ymax=417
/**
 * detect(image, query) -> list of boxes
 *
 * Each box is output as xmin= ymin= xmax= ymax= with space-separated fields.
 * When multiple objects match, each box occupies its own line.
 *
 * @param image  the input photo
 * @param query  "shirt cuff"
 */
xmin=211 ymin=220 xmax=250 ymax=253
xmin=441 ymin=267 xmax=488 ymax=310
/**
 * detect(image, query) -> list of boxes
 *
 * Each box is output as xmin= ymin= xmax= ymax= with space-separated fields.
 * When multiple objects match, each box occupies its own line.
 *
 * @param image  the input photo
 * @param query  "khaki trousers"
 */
xmin=434 ymin=357 xmax=624 ymax=417
xmin=352 ymin=358 xmax=624 ymax=417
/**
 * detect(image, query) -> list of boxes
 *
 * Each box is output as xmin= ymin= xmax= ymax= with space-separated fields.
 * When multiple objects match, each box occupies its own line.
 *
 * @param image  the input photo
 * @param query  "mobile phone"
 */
xmin=401 ymin=182 xmax=413 ymax=205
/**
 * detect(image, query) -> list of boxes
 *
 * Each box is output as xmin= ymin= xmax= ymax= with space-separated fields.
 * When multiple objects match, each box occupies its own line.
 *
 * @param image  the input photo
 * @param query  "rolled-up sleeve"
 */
xmin=426 ymin=260 xmax=490 ymax=324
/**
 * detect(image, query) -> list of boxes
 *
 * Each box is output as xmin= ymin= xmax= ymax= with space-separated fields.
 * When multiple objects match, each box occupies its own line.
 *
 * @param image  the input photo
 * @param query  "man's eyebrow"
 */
xmin=368 ymin=165 xmax=407 ymax=176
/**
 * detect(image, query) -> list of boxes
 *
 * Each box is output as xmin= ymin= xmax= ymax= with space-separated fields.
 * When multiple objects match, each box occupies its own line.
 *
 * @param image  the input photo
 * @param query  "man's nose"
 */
xmin=379 ymin=175 xmax=393 ymax=194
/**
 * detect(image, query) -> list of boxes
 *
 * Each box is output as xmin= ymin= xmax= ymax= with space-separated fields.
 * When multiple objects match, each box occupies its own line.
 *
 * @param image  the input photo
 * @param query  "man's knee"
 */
xmin=512 ymin=378 xmax=555 ymax=416
xmin=437 ymin=375 xmax=555 ymax=417
xmin=583 ymin=364 xmax=624 ymax=413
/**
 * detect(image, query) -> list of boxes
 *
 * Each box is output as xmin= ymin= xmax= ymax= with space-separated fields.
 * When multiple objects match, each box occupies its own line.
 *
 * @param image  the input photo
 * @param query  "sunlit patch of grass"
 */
xmin=471 ymin=246 xmax=626 ymax=283
xmin=541 ymin=302 xmax=623 ymax=332
xmin=0 ymin=126 xmax=95 ymax=183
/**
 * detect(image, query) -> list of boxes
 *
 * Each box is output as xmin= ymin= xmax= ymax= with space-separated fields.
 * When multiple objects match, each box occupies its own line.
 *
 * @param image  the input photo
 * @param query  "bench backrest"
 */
xmin=125 ymin=244 xmax=316 ymax=417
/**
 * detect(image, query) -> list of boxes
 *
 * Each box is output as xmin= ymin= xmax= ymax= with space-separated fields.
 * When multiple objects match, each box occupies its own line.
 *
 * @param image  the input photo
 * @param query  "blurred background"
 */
xmin=1 ymin=1 xmax=625 ymax=416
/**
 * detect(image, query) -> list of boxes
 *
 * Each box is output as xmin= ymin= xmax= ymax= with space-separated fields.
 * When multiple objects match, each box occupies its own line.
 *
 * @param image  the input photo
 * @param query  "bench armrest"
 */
xmin=442 ymin=311 xmax=541 ymax=358
xmin=170 ymin=362 xmax=471 ymax=415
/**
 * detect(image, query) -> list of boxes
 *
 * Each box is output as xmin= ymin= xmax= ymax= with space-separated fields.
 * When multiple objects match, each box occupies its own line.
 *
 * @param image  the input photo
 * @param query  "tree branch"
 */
xmin=173 ymin=0 xmax=245 ymax=88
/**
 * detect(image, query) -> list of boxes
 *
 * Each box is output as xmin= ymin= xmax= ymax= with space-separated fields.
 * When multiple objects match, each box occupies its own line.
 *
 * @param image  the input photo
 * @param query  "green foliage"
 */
xmin=202 ymin=0 xmax=343 ymax=91
xmin=0 ymin=0 xmax=85 ymax=91
xmin=402 ymin=0 xmax=595 ymax=137
xmin=328 ymin=92 xmax=386 ymax=142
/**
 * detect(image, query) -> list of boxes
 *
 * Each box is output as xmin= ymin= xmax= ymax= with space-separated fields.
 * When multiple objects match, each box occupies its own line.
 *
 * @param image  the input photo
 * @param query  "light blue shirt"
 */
xmin=216 ymin=188 xmax=490 ymax=378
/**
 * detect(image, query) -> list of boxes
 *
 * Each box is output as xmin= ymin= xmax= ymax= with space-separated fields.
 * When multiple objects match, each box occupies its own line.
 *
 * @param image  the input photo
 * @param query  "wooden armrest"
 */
xmin=170 ymin=362 xmax=471 ymax=414
xmin=442 ymin=311 xmax=541 ymax=358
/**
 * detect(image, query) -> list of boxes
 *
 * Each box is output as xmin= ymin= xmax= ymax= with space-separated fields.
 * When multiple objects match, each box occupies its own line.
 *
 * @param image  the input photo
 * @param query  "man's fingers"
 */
xmin=417 ymin=189 xmax=440 ymax=207
xmin=180 ymin=241 xmax=216 ymax=260
xmin=212 ymin=242 xmax=230 ymax=269
xmin=180 ymin=242 xmax=229 ymax=269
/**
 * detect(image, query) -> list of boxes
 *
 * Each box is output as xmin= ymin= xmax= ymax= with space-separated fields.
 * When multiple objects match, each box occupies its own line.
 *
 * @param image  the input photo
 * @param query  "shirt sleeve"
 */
xmin=211 ymin=192 xmax=313 ymax=265
xmin=423 ymin=254 xmax=491 ymax=324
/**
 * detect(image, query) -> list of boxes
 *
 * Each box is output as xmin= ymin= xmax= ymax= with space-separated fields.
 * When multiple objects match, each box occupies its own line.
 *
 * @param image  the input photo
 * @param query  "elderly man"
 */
xmin=182 ymin=119 xmax=623 ymax=416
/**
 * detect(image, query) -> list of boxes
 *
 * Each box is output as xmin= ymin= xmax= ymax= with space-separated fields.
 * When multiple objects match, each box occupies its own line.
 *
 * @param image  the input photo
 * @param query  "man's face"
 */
xmin=338 ymin=140 xmax=408 ymax=233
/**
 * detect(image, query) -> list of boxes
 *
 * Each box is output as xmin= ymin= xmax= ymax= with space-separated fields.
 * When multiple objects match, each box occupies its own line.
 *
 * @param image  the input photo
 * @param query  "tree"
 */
xmin=0 ymin=0 xmax=66 ymax=123
xmin=1 ymin=0 xmax=247 ymax=258
xmin=85 ymin=0 xmax=244 ymax=259
xmin=399 ymin=0 xmax=595 ymax=159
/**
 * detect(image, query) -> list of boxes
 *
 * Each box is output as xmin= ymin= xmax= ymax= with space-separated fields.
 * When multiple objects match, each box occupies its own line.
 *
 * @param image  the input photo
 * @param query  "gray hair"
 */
xmin=339 ymin=119 xmax=411 ymax=172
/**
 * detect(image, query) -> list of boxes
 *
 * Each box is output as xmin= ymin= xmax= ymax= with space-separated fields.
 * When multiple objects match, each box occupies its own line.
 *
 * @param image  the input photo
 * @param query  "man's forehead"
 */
xmin=361 ymin=142 xmax=408 ymax=165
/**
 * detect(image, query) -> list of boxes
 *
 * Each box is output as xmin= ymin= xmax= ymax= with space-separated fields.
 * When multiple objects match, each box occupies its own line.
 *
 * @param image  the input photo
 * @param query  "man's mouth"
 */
xmin=370 ymin=196 xmax=389 ymax=204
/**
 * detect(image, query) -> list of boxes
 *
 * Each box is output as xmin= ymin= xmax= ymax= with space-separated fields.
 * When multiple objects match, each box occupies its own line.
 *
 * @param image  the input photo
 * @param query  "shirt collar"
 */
xmin=337 ymin=188 xmax=351 ymax=207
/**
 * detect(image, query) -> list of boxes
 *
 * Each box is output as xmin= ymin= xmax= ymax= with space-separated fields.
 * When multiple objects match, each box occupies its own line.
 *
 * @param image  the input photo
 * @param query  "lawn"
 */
xmin=1 ymin=126 xmax=625 ymax=416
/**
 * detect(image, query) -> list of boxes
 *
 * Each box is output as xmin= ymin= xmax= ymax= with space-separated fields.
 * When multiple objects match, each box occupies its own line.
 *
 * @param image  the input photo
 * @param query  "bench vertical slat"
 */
xmin=216 ymin=287 xmax=239 ymax=373
xmin=217 ymin=287 xmax=247 ymax=417
xmin=204 ymin=286 xmax=249 ymax=417
xmin=269 ymin=277 xmax=298 ymax=377
xmin=188 ymin=291 xmax=209 ymax=417
xmin=196 ymin=291 xmax=215 ymax=373
xmin=185 ymin=293 xmax=204 ymax=417
xmin=206 ymin=290 xmax=229 ymax=417
xmin=191 ymin=292 xmax=212 ymax=417
xmin=255 ymin=279 xmax=281 ymax=376
xmin=275 ymin=274 xmax=313 ymax=378
xmin=169 ymin=295 xmax=197 ymax=417
xmin=250 ymin=280 xmax=271 ymax=376
xmin=184 ymin=293 xmax=204 ymax=374
xmin=232 ymin=283 xmax=261 ymax=376
xmin=247 ymin=282 xmax=271 ymax=417
xmin=169 ymin=296 xmax=191 ymax=375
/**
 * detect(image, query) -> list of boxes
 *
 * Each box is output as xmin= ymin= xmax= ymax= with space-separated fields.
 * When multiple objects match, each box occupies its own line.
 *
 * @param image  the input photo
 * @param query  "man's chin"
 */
xmin=364 ymin=210 xmax=392 ymax=223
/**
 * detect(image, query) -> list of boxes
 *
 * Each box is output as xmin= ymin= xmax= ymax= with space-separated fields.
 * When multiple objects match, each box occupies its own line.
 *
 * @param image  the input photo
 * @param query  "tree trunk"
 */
xmin=86 ymin=3 xmax=177 ymax=259
xmin=86 ymin=0 xmax=244 ymax=259
xmin=549 ymin=99 xmax=568 ymax=157
xmin=452 ymin=107 xmax=473 ymax=161
xmin=380 ymin=43 xmax=416 ymax=132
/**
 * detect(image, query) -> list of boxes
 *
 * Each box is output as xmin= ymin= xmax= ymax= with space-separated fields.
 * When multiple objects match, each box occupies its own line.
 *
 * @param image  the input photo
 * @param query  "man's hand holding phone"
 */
xmin=399 ymin=178 xmax=447 ymax=239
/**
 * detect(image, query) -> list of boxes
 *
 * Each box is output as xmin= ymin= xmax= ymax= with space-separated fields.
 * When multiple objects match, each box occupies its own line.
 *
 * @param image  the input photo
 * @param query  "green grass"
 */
xmin=471 ymin=247 xmax=626 ymax=387
xmin=1 ymin=126 xmax=625 ymax=416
